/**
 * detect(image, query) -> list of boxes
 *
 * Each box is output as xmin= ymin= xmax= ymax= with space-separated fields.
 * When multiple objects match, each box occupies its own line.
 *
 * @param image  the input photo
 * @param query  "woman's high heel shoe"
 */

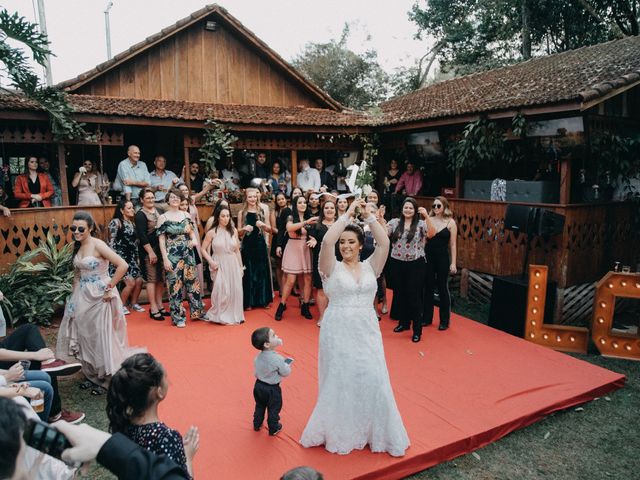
xmin=149 ymin=311 xmax=164 ymax=321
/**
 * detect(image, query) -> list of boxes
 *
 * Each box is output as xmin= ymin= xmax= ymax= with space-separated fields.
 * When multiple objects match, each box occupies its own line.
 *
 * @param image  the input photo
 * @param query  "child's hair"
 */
xmin=281 ymin=466 xmax=324 ymax=480
xmin=106 ymin=353 xmax=165 ymax=433
xmin=251 ymin=327 xmax=271 ymax=351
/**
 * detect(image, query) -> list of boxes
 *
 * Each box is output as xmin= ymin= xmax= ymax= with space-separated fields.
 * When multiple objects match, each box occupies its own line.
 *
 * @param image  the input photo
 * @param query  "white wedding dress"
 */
xmin=300 ymin=260 xmax=410 ymax=457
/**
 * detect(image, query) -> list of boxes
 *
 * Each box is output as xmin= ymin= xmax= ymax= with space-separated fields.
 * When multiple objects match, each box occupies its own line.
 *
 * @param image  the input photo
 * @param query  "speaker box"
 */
xmin=488 ymin=275 xmax=557 ymax=337
xmin=504 ymin=204 xmax=537 ymax=234
xmin=536 ymin=209 xmax=565 ymax=236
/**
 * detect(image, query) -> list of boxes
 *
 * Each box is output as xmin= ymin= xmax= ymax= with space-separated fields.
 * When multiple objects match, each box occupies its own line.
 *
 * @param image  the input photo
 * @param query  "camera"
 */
xmin=23 ymin=418 xmax=72 ymax=460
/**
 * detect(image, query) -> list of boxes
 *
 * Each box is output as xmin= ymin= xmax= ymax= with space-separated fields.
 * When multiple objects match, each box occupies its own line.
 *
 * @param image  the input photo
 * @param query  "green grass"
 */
xmin=44 ymin=296 xmax=639 ymax=479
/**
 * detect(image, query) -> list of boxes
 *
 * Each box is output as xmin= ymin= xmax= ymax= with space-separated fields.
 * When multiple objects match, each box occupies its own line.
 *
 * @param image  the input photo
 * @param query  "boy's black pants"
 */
xmin=253 ymin=379 xmax=282 ymax=434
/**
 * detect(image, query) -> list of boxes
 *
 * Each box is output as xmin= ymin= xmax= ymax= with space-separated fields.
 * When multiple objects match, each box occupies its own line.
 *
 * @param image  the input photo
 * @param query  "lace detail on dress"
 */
xmin=300 ymin=261 xmax=410 ymax=457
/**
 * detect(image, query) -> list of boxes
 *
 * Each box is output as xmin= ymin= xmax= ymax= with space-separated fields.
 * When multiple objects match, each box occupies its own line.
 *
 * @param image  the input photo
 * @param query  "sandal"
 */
xmin=158 ymin=308 xmax=171 ymax=317
xmin=90 ymin=386 xmax=107 ymax=396
xmin=149 ymin=311 xmax=164 ymax=321
xmin=79 ymin=380 xmax=94 ymax=390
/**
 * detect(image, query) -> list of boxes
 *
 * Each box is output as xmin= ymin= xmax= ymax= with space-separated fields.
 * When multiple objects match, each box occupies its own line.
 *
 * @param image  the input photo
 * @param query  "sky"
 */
xmin=3 ymin=0 xmax=430 ymax=85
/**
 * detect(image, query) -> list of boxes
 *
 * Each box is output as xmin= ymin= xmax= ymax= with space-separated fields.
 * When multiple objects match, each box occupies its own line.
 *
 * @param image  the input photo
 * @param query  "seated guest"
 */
xmin=296 ymin=159 xmax=321 ymax=193
xmin=38 ymin=157 xmax=63 ymax=207
xmin=107 ymin=353 xmax=199 ymax=478
xmin=0 ymin=304 xmax=85 ymax=423
xmin=13 ymin=156 xmax=54 ymax=208
xmin=149 ymin=155 xmax=179 ymax=207
xmin=221 ymin=159 xmax=241 ymax=191
xmin=182 ymin=161 xmax=205 ymax=194
xmin=315 ymin=158 xmax=335 ymax=191
xmin=395 ymin=161 xmax=423 ymax=197
xmin=255 ymin=152 xmax=270 ymax=179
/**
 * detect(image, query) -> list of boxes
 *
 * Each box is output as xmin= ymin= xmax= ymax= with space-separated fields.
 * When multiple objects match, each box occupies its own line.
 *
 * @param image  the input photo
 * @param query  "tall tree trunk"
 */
xmin=521 ymin=0 xmax=532 ymax=59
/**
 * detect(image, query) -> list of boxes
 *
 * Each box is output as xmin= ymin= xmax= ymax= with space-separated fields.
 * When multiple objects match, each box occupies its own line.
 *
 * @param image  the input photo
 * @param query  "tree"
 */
xmin=409 ymin=0 xmax=636 ymax=80
xmin=292 ymin=24 xmax=389 ymax=109
xmin=0 ymin=8 xmax=87 ymax=140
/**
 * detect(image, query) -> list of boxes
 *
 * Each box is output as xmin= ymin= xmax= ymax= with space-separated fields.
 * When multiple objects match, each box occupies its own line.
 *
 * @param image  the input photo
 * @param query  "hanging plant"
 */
xmin=447 ymin=114 xmax=526 ymax=172
xmin=199 ymin=119 xmax=238 ymax=174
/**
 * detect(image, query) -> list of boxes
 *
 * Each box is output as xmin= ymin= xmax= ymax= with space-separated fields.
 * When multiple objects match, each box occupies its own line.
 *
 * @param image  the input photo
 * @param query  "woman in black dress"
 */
xmin=307 ymin=199 xmax=336 ymax=326
xmin=270 ymin=191 xmax=289 ymax=294
xmin=108 ymin=199 xmax=143 ymax=315
xmin=423 ymin=196 xmax=458 ymax=331
xmin=237 ymin=187 xmax=273 ymax=309
xmin=383 ymin=159 xmax=402 ymax=218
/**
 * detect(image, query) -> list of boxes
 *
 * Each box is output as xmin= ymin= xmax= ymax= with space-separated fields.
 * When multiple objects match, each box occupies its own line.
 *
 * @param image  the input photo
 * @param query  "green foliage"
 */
xmin=292 ymin=24 xmax=389 ymax=109
xmin=199 ymin=119 xmax=238 ymax=174
xmin=409 ymin=0 xmax=626 ymax=76
xmin=590 ymin=131 xmax=640 ymax=198
xmin=447 ymin=115 xmax=526 ymax=172
xmin=0 ymin=234 xmax=74 ymax=326
xmin=0 ymin=8 xmax=88 ymax=140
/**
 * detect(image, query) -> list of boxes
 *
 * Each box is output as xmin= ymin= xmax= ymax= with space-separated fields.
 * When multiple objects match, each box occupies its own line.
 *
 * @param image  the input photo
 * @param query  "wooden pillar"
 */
xmin=559 ymin=157 xmax=571 ymax=204
xmin=291 ymin=150 xmax=298 ymax=189
xmin=183 ymin=134 xmax=191 ymax=192
xmin=455 ymin=168 xmax=462 ymax=198
xmin=57 ymin=143 xmax=70 ymax=206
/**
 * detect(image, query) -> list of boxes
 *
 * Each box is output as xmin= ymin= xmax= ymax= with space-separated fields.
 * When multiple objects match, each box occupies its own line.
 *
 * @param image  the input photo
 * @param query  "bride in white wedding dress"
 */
xmin=300 ymin=199 xmax=410 ymax=457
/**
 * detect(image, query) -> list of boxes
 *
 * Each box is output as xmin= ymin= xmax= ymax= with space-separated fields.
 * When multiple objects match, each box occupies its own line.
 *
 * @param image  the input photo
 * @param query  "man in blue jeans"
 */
xmin=0 ymin=324 xmax=85 ymax=423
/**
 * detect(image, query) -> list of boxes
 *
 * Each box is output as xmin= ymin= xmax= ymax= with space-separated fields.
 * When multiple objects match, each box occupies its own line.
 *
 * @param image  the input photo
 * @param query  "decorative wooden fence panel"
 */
xmin=415 ymin=198 xmax=635 ymax=288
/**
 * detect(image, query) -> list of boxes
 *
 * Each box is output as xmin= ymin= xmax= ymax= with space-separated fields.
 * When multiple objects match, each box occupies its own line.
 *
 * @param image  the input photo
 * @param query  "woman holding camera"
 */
xmin=72 ymin=159 xmax=107 ymax=206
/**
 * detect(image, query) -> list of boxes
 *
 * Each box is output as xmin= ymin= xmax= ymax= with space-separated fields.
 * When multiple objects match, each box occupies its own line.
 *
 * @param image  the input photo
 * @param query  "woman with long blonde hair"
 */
xmin=237 ymin=187 xmax=273 ymax=309
xmin=423 ymin=196 xmax=457 ymax=331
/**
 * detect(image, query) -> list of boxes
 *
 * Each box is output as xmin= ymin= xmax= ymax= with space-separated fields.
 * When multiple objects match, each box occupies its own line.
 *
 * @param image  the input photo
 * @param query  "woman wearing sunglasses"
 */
xmin=57 ymin=211 xmax=144 ymax=395
xmin=423 ymin=196 xmax=458 ymax=331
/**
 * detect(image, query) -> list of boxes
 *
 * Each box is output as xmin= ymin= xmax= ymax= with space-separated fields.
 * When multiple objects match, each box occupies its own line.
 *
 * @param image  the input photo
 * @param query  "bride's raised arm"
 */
xmin=362 ymin=202 xmax=390 ymax=277
xmin=318 ymin=198 xmax=362 ymax=279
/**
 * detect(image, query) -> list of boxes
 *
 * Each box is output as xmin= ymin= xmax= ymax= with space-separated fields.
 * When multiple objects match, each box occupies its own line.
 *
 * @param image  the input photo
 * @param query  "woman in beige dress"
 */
xmin=57 ymin=211 xmax=144 ymax=394
xmin=71 ymin=160 xmax=108 ymax=206
xmin=202 ymin=207 xmax=244 ymax=325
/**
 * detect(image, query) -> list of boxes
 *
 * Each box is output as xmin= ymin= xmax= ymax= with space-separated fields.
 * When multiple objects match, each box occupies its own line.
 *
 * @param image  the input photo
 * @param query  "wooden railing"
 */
xmin=1 ymin=200 xmax=635 ymax=288
xmin=0 ymin=203 xmax=244 ymax=273
xmin=414 ymin=198 xmax=636 ymax=288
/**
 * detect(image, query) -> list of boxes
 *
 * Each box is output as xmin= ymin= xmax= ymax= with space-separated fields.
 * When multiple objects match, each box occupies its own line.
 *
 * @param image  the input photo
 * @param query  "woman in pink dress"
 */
xmin=274 ymin=195 xmax=318 ymax=321
xmin=201 ymin=207 xmax=245 ymax=325
xmin=57 ymin=211 xmax=144 ymax=394
xmin=71 ymin=160 xmax=107 ymax=206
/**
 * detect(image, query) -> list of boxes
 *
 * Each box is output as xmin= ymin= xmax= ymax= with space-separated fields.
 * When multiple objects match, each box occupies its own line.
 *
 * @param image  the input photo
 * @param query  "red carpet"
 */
xmin=126 ymin=299 xmax=625 ymax=480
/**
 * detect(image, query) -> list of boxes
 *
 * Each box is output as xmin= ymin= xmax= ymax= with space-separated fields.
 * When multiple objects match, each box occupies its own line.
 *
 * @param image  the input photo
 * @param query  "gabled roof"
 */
xmin=0 ymin=93 xmax=374 ymax=128
xmin=56 ymin=4 xmax=342 ymax=111
xmin=381 ymin=35 xmax=640 ymax=127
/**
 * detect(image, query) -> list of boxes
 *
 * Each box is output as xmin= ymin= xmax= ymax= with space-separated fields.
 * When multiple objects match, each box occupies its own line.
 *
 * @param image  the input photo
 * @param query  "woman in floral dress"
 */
xmin=157 ymin=188 xmax=205 ymax=328
xmin=108 ymin=199 xmax=143 ymax=315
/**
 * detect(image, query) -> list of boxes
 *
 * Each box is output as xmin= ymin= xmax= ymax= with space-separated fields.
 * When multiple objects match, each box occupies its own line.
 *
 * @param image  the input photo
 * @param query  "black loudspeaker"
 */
xmin=488 ymin=275 xmax=557 ymax=337
xmin=536 ymin=209 xmax=565 ymax=236
xmin=504 ymin=204 xmax=537 ymax=234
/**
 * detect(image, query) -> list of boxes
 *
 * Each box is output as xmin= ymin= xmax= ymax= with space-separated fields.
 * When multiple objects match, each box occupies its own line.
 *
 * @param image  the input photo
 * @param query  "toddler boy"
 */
xmin=251 ymin=327 xmax=292 ymax=435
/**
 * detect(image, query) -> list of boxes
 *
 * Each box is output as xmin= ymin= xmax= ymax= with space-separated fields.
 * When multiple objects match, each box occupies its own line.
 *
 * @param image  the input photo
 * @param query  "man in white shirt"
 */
xmin=296 ymin=159 xmax=321 ymax=193
xmin=113 ymin=145 xmax=150 ymax=202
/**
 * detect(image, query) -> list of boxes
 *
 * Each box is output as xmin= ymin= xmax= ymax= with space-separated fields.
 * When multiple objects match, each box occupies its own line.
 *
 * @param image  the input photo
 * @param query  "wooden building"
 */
xmin=0 ymin=4 xmax=639 ymax=323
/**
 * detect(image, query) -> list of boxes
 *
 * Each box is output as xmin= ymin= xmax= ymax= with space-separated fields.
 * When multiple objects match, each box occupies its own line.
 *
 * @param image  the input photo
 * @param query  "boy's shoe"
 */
xmin=269 ymin=423 xmax=283 ymax=436
xmin=131 ymin=303 xmax=146 ymax=312
xmin=41 ymin=359 xmax=82 ymax=376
